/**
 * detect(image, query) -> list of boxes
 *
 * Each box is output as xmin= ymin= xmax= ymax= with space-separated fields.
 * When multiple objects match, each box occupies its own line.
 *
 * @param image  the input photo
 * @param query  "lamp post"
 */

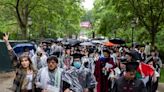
xmin=131 ymin=18 xmax=136 ymax=47
xmin=28 ymin=17 xmax=32 ymax=40
xmin=114 ymin=30 xmax=116 ymax=38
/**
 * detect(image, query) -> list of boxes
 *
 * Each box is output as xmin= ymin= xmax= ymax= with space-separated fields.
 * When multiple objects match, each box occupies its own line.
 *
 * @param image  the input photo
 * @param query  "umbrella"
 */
xmin=42 ymin=38 xmax=57 ymax=43
xmin=109 ymin=38 xmax=125 ymax=44
xmin=91 ymin=38 xmax=105 ymax=40
xmin=91 ymin=40 xmax=102 ymax=44
xmin=103 ymin=42 xmax=118 ymax=47
xmin=13 ymin=43 xmax=36 ymax=54
xmin=130 ymin=50 xmax=142 ymax=60
xmin=62 ymin=41 xmax=70 ymax=45
xmin=80 ymin=42 xmax=95 ymax=46
xmin=63 ymin=39 xmax=81 ymax=46
xmin=57 ymin=38 xmax=64 ymax=42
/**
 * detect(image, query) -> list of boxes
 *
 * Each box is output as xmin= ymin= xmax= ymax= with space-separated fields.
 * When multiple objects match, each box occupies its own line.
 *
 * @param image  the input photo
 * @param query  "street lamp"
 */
xmin=28 ymin=17 xmax=32 ymax=40
xmin=131 ymin=18 xmax=136 ymax=47
xmin=114 ymin=30 xmax=116 ymax=38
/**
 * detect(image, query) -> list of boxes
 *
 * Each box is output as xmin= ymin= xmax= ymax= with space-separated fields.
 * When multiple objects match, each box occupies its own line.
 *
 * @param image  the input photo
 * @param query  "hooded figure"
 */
xmin=72 ymin=53 xmax=97 ymax=92
xmin=61 ymin=48 xmax=83 ymax=92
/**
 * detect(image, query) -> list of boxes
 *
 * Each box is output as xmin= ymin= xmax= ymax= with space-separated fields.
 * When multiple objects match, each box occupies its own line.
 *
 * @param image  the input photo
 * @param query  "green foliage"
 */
xmin=0 ymin=0 xmax=84 ymax=39
xmin=159 ymin=68 xmax=164 ymax=83
xmin=93 ymin=0 xmax=164 ymax=46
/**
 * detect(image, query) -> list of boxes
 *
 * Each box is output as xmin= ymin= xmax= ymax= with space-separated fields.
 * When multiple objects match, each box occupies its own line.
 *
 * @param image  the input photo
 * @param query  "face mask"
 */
xmin=73 ymin=61 xmax=81 ymax=69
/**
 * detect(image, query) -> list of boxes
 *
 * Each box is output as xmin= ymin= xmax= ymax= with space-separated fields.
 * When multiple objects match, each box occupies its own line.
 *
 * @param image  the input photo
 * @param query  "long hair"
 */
xmin=19 ymin=55 xmax=35 ymax=71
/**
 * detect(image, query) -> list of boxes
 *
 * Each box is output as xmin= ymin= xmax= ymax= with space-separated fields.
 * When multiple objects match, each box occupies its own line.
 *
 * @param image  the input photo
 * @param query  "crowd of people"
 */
xmin=2 ymin=34 xmax=162 ymax=92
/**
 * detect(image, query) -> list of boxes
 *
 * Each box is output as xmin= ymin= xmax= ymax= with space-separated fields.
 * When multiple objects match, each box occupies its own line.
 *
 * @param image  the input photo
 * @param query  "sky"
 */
xmin=82 ymin=0 xmax=94 ymax=10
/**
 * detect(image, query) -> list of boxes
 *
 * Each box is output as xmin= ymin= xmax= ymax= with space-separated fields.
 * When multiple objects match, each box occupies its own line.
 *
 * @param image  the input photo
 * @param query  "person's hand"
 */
xmin=3 ymin=33 xmax=9 ymax=42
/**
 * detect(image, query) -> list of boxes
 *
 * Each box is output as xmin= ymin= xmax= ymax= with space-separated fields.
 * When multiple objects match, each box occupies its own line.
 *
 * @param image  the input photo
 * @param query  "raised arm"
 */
xmin=3 ymin=33 xmax=12 ymax=51
xmin=3 ymin=33 xmax=19 ymax=67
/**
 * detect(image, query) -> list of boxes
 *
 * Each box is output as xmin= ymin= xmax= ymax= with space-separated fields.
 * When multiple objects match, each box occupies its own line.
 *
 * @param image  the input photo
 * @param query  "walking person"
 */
xmin=94 ymin=48 xmax=116 ymax=92
xmin=112 ymin=62 xmax=147 ymax=92
xmin=13 ymin=55 xmax=37 ymax=92
xmin=3 ymin=33 xmax=21 ymax=68
xmin=35 ymin=55 xmax=71 ymax=92
xmin=72 ymin=53 xmax=97 ymax=92
xmin=31 ymin=50 xmax=47 ymax=70
xmin=3 ymin=33 xmax=37 ymax=92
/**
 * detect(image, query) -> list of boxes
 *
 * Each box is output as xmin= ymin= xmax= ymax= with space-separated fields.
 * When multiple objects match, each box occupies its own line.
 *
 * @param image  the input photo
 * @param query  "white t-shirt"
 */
xmin=26 ymin=73 xmax=33 ymax=90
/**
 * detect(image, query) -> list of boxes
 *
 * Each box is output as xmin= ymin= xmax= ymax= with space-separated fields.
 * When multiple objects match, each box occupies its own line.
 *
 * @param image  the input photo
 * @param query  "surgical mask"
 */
xmin=73 ymin=61 xmax=81 ymax=69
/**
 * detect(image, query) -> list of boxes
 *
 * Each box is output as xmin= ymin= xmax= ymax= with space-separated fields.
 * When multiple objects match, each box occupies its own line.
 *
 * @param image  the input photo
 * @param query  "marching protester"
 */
xmin=51 ymin=42 xmax=64 ymax=58
xmin=3 ymin=34 xmax=37 ymax=92
xmin=62 ymin=47 xmax=83 ymax=92
xmin=94 ymin=47 xmax=116 ymax=92
xmin=112 ymin=62 xmax=147 ymax=92
xmin=82 ymin=47 xmax=96 ymax=74
xmin=3 ymin=33 xmax=19 ymax=68
xmin=60 ymin=46 xmax=73 ymax=68
xmin=144 ymin=42 xmax=151 ymax=57
xmin=35 ymin=55 xmax=71 ymax=92
xmin=150 ymin=50 xmax=163 ymax=69
xmin=31 ymin=50 xmax=48 ymax=70
xmin=145 ymin=56 xmax=160 ymax=92
xmin=12 ymin=55 xmax=37 ymax=92
xmin=2 ymin=32 xmax=163 ymax=92
xmin=72 ymin=52 xmax=97 ymax=92
xmin=41 ymin=42 xmax=51 ymax=56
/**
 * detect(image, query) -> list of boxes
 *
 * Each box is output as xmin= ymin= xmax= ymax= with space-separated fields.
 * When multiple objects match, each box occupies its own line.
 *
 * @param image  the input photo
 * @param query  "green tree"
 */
xmin=0 ymin=0 xmax=84 ymax=39
xmin=93 ymin=0 xmax=164 ymax=46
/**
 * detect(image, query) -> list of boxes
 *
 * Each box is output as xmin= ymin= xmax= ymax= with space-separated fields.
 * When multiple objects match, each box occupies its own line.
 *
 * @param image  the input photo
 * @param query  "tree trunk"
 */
xmin=150 ymin=29 xmax=157 ymax=48
xmin=92 ymin=31 xmax=95 ymax=38
xmin=21 ymin=26 xmax=27 ymax=39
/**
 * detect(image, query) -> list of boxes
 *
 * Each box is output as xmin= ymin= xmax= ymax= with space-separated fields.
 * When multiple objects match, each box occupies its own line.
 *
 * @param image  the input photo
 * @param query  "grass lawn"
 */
xmin=159 ymin=68 xmax=164 ymax=83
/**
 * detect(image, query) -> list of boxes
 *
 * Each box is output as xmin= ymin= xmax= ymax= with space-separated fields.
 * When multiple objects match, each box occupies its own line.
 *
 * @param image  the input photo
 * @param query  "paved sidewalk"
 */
xmin=158 ymin=83 xmax=164 ymax=92
xmin=0 ymin=72 xmax=14 ymax=92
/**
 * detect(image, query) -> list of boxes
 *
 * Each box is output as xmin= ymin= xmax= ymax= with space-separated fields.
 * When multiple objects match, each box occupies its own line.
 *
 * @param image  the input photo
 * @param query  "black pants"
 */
xmin=152 ymin=78 xmax=159 ymax=92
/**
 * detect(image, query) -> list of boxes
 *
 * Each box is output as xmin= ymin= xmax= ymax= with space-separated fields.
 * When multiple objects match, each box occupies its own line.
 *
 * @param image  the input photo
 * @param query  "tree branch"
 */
xmin=129 ymin=0 xmax=150 ymax=30
xmin=16 ymin=0 xmax=25 ymax=27
xmin=148 ymin=0 xmax=155 ymax=29
xmin=24 ymin=0 xmax=30 ymax=24
xmin=155 ymin=0 xmax=164 ymax=30
xmin=0 ymin=2 xmax=16 ymax=8
xmin=27 ymin=0 xmax=40 ymax=15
